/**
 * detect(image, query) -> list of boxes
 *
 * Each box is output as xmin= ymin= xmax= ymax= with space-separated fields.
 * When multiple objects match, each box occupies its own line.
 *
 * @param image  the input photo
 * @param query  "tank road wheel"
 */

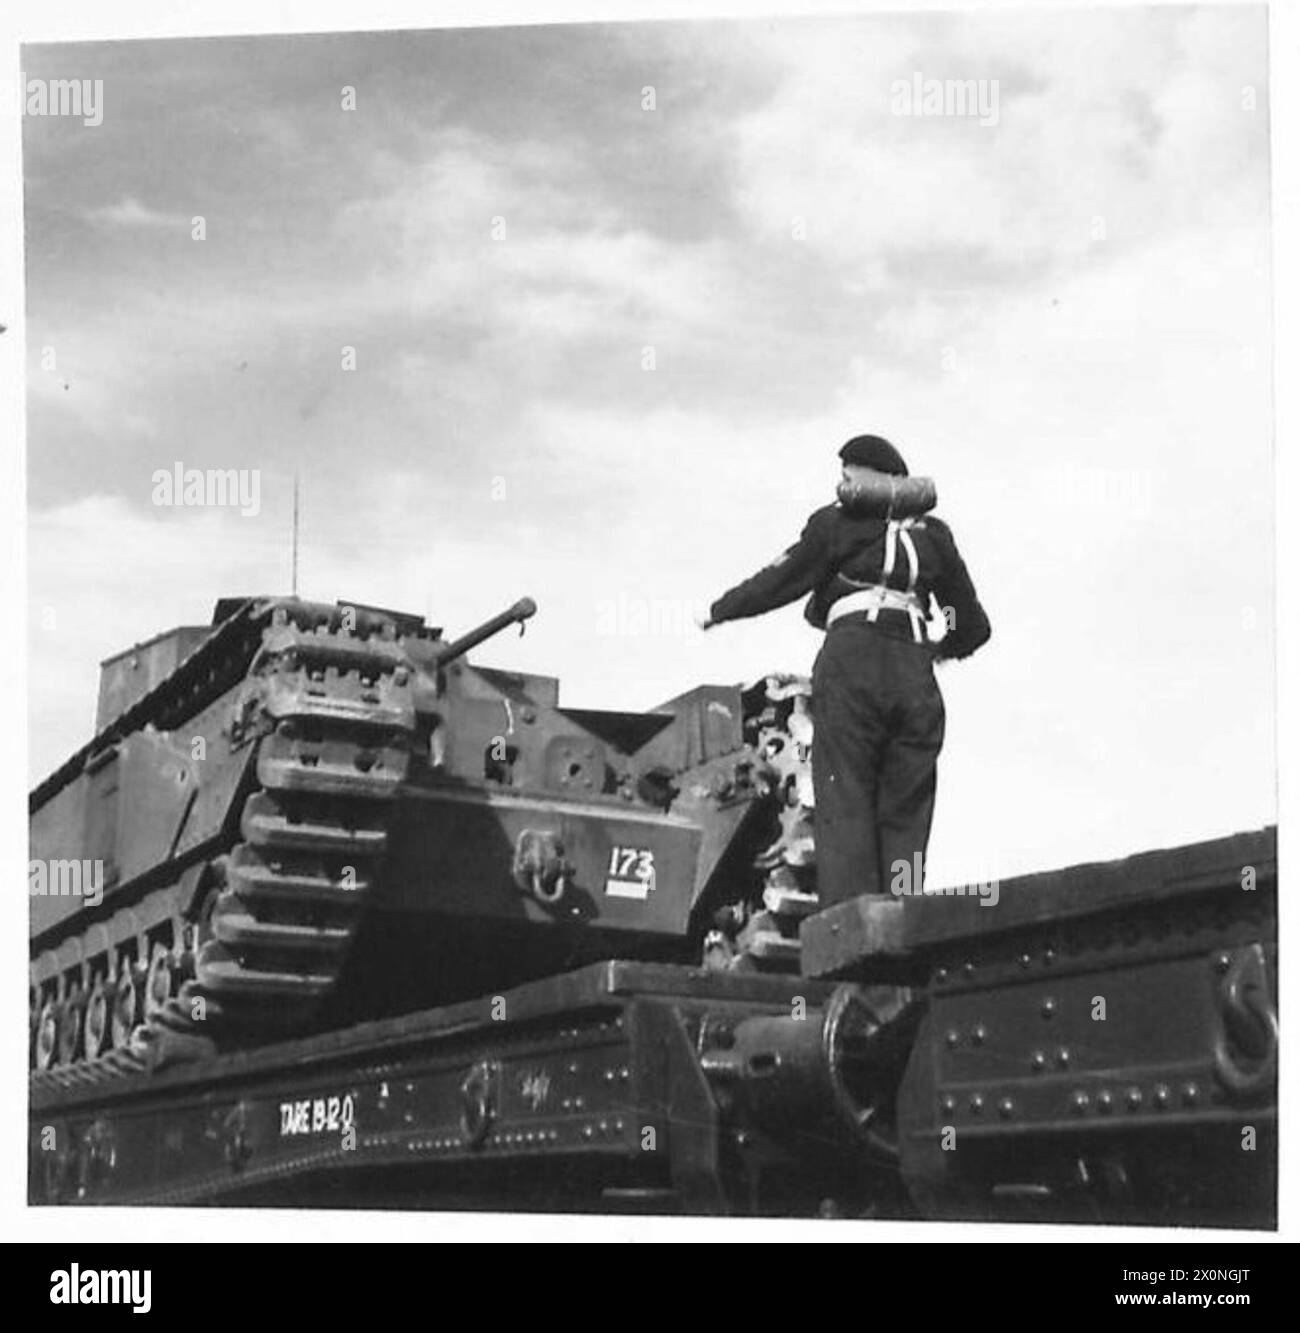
xmin=110 ymin=962 xmax=146 ymax=1050
xmin=83 ymin=977 xmax=112 ymax=1059
xmin=145 ymin=942 xmax=177 ymax=1020
xmin=56 ymin=991 xmax=86 ymax=1066
xmin=35 ymin=999 xmax=60 ymax=1070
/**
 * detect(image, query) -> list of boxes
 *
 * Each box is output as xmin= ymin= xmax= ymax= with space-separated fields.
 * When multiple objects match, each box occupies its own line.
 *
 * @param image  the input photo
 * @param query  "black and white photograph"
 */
xmin=6 ymin=0 xmax=1295 ymax=1263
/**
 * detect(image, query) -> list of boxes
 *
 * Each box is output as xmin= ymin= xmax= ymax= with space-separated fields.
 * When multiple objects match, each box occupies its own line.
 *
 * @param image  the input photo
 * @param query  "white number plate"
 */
xmin=605 ymin=845 xmax=656 ymax=899
xmin=279 ymin=1092 xmax=356 ymax=1137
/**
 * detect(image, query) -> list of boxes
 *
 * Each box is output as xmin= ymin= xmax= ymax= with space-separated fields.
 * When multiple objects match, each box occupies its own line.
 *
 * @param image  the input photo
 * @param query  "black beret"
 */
xmin=839 ymin=434 xmax=909 ymax=476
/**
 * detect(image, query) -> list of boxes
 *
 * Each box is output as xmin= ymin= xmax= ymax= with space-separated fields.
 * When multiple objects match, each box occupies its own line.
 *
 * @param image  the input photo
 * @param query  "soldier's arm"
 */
xmin=928 ymin=518 xmax=992 ymax=660
xmin=708 ymin=510 xmax=832 ymax=625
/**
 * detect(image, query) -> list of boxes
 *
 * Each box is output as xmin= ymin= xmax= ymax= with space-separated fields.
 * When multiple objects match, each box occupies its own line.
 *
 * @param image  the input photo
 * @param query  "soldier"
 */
xmin=700 ymin=435 xmax=990 ymax=907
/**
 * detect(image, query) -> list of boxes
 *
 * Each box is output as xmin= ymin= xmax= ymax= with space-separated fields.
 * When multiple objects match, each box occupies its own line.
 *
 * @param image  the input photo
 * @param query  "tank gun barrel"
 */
xmin=436 ymin=597 xmax=537 ymax=665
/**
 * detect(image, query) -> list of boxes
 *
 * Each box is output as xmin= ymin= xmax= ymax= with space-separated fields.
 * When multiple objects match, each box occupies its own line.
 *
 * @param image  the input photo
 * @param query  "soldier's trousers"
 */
xmin=810 ymin=619 xmax=946 ymax=907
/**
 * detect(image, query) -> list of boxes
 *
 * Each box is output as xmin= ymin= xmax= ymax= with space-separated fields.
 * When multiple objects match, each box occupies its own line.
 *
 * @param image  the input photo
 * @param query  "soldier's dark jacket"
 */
xmin=709 ymin=496 xmax=991 ymax=660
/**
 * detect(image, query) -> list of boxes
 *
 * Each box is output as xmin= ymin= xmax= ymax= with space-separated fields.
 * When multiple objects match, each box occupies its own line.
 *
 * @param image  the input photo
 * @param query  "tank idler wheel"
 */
xmin=57 ymin=992 xmax=86 ymax=1066
xmin=84 ymin=978 xmax=113 ymax=1059
xmin=145 ymin=942 xmax=178 ymax=1020
xmin=110 ymin=963 xmax=146 ymax=1050
xmin=36 ymin=999 xmax=61 ymax=1070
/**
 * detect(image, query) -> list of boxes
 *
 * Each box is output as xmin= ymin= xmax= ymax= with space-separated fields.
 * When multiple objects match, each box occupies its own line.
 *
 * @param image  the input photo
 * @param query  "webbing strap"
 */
xmin=899 ymin=526 xmax=919 ymax=592
xmin=826 ymin=586 xmax=928 ymax=639
xmin=872 ymin=521 xmax=899 ymax=623
xmin=841 ymin=518 xmax=925 ymax=643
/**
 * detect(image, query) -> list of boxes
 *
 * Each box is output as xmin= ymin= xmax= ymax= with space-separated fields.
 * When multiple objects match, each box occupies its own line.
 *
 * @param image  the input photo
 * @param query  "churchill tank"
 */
xmin=30 ymin=594 xmax=817 ymax=1079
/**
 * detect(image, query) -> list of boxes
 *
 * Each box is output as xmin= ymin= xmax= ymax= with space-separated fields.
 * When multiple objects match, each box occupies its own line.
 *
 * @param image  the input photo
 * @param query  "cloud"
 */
xmin=716 ymin=8 xmax=1267 ymax=283
xmin=24 ymin=12 xmax=1275 ymax=887
xmin=84 ymin=196 xmax=191 ymax=227
xmin=335 ymin=129 xmax=744 ymax=345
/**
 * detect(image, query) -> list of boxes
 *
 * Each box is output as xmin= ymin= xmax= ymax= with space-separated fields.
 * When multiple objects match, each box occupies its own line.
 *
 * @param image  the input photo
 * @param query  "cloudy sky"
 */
xmin=24 ymin=7 xmax=1273 ymax=885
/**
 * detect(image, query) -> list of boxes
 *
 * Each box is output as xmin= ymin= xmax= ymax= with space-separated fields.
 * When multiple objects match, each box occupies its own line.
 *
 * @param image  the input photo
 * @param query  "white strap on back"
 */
xmin=828 ymin=586 xmax=926 ymax=623
xmin=898 ymin=521 xmax=923 ymax=642
xmin=872 ymin=521 xmax=901 ymax=623
xmin=836 ymin=517 xmax=926 ymax=643
xmin=898 ymin=525 xmax=919 ymax=592
xmin=864 ymin=519 xmax=923 ymax=642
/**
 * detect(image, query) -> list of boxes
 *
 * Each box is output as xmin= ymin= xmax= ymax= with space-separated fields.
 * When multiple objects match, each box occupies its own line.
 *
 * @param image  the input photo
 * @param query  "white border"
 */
xmin=1 ymin=0 xmax=1292 ymax=1245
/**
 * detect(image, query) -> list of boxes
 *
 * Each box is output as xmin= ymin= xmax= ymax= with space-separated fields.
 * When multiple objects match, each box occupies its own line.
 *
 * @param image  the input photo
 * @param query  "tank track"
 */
xmin=703 ymin=675 xmax=819 ymax=971
xmin=31 ymin=600 xmax=418 ymax=1090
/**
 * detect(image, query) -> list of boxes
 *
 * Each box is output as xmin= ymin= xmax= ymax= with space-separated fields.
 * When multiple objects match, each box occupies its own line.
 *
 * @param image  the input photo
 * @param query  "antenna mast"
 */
xmin=291 ymin=472 xmax=300 ymax=596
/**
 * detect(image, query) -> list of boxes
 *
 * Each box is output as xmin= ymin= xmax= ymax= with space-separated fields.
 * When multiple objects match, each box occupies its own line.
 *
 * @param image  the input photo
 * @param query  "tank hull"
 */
xmin=30 ymin=595 xmax=812 ymax=1077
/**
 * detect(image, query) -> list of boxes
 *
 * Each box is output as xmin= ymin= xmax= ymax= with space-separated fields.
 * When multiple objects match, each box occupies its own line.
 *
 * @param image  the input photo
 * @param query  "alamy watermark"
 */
xmin=29 ymin=859 xmax=104 ymax=909
xmin=20 ymin=72 xmax=103 ymax=127
xmin=151 ymin=463 xmax=261 ymax=516
xmin=595 ymin=594 xmax=708 ymax=638
xmin=1032 ymin=463 xmax=1155 ymax=519
xmin=890 ymin=73 xmax=1000 ymax=127
xmin=890 ymin=852 xmax=999 ymax=907
xmin=49 ymin=1266 xmax=151 ymax=1314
